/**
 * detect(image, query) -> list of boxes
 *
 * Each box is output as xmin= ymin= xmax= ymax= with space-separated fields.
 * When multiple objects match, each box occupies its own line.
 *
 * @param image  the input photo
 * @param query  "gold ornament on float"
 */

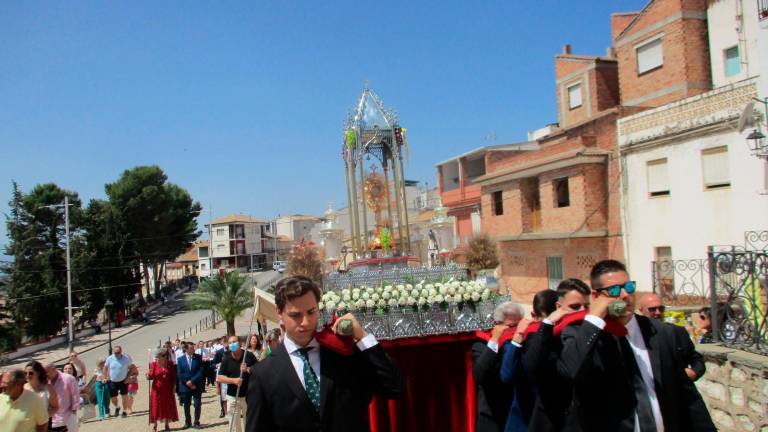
xmin=364 ymin=169 xmax=386 ymax=213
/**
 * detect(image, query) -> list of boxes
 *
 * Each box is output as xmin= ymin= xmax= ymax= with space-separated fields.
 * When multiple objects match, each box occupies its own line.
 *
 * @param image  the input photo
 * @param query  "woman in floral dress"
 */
xmin=146 ymin=348 xmax=179 ymax=431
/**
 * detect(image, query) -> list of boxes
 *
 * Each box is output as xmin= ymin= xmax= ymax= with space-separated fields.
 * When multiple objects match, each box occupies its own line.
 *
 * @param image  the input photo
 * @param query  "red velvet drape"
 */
xmin=369 ymin=333 xmax=478 ymax=432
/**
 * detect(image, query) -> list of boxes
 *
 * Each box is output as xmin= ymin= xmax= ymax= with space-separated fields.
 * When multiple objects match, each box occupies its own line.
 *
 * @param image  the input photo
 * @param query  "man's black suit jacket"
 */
xmin=245 ymin=342 xmax=403 ymax=432
xmin=471 ymin=341 xmax=512 ymax=432
xmin=557 ymin=314 xmax=715 ymax=432
xmin=522 ymin=322 xmax=571 ymax=432
xmin=670 ymin=323 xmax=705 ymax=380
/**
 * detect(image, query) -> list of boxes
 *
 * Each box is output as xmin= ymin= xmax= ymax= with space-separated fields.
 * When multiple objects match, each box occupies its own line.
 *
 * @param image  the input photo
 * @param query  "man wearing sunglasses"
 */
xmin=639 ymin=294 xmax=704 ymax=382
xmin=558 ymin=260 xmax=714 ymax=432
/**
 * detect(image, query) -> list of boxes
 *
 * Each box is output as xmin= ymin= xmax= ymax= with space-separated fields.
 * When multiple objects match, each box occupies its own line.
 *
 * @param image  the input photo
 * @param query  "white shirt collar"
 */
xmin=625 ymin=314 xmax=641 ymax=339
xmin=283 ymin=334 xmax=319 ymax=356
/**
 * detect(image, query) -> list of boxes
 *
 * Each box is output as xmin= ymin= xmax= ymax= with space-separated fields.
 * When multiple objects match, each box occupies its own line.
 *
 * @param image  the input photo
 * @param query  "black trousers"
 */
xmin=179 ymin=391 xmax=202 ymax=425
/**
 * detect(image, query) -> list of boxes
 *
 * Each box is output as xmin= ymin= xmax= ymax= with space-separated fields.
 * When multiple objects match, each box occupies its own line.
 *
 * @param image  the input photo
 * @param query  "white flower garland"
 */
xmin=319 ymin=278 xmax=492 ymax=314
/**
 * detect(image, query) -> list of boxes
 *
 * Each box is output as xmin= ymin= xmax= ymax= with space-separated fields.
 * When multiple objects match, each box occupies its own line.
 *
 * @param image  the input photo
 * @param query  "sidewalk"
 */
xmin=2 ymin=288 xmax=193 ymax=370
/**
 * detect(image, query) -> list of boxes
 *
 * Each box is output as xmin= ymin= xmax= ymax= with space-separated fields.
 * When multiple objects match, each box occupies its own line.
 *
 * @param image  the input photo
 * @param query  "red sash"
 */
xmin=315 ymin=316 xmax=355 ymax=356
xmin=554 ymin=310 xmax=628 ymax=337
xmin=475 ymin=327 xmax=518 ymax=346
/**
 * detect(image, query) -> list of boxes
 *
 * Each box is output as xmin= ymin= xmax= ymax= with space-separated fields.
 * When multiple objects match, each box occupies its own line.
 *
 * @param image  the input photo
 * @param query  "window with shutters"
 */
xmin=567 ymin=83 xmax=582 ymax=110
xmin=702 ymin=146 xmax=730 ymax=189
xmin=647 ymin=158 xmax=670 ymax=197
xmin=636 ymin=37 xmax=663 ymax=75
xmin=547 ymin=256 xmax=564 ymax=291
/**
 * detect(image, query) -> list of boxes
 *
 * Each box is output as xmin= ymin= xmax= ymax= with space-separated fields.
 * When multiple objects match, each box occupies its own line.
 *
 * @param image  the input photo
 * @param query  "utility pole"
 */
xmin=64 ymin=196 xmax=73 ymax=353
xmin=208 ymin=205 xmax=216 ymax=329
xmin=44 ymin=197 xmax=74 ymax=352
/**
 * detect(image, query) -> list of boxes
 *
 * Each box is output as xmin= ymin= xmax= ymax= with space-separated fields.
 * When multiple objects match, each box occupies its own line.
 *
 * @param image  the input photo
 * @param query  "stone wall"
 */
xmin=696 ymin=345 xmax=768 ymax=431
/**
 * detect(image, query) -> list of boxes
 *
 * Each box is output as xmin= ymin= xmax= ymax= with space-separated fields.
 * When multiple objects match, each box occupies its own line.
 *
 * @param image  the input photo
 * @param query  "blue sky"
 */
xmin=0 ymin=0 xmax=648 ymax=245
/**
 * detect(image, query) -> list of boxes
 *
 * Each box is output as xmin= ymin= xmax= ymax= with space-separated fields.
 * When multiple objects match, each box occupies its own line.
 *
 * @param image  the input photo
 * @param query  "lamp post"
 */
xmin=104 ymin=299 xmax=114 ymax=355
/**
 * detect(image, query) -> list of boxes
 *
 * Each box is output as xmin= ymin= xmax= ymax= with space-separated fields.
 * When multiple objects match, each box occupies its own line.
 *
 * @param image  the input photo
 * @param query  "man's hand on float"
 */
xmin=589 ymin=294 xmax=614 ymax=319
xmin=490 ymin=324 xmax=508 ymax=343
xmin=547 ymin=306 xmax=571 ymax=323
xmin=334 ymin=313 xmax=367 ymax=341
xmin=513 ymin=318 xmax=532 ymax=344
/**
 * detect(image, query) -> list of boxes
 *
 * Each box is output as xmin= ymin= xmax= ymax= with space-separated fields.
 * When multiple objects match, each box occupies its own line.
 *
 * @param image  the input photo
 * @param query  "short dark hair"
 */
xmin=532 ymin=289 xmax=558 ymax=318
xmin=9 ymin=369 xmax=25 ymax=385
xmin=556 ymin=278 xmax=591 ymax=299
xmin=590 ymin=260 xmax=628 ymax=290
xmin=274 ymin=276 xmax=322 ymax=310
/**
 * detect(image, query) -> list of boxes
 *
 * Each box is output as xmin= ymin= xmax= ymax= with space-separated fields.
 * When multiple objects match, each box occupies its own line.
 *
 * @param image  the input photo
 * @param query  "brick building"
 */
xmin=616 ymin=0 xmax=767 ymax=299
xmin=476 ymin=45 xmax=627 ymax=301
xmin=611 ymin=0 xmax=712 ymax=108
xmin=435 ymin=143 xmax=535 ymax=262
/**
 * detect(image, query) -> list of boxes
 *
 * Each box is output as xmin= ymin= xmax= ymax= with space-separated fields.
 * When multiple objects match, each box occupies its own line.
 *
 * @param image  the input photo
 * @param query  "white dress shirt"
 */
xmin=626 ymin=315 xmax=664 ymax=432
xmin=282 ymin=333 xmax=378 ymax=390
xmin=585 ymin=314 xmax=664 ymax=432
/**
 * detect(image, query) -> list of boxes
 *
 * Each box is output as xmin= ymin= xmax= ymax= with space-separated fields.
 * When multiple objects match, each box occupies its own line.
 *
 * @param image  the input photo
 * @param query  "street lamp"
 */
xmin=743 ymin=97 xmax=768 ymax=159
xmin=104 ymin=299 xmax=114 ymax=355
xmin=747 ymin=129 xmax=767 ymax=158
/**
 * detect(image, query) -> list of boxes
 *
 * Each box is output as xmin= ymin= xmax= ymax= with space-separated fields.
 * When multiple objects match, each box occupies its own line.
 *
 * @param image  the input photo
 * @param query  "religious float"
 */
xmin=317 ymin=85 xmax=505 ymax=432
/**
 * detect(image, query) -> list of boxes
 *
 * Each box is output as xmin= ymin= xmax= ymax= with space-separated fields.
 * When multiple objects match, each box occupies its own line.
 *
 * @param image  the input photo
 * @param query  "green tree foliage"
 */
xmin=186 ymin=271 xmax=252 ymax=336
xmin=105 ymin=166 xmax=201 ymax=300
xmin=287 ymin=240 xmax=323 ymax=283
xmin=76 ymin=198 xmax=141 ymax=318
xmin=0 ymin=276 xmax=19 ymax=351
xmin=465 ymin=234 xmax=500 ymax=273
xmin=3 ymin=182 xmax=83 ymax=340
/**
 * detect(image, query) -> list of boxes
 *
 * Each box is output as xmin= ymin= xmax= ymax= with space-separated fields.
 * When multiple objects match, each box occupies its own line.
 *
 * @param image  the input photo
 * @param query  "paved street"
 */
xmin=8 ymin=271 xmax=282 ymax=432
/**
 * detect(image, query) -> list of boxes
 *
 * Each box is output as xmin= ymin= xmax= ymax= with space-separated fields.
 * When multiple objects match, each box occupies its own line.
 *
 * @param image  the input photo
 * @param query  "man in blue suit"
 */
xmin=177 ymin=342 xmax=205 ymax=429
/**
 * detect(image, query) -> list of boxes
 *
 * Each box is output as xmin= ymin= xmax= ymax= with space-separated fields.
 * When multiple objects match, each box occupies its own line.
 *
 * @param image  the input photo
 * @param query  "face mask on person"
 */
xmin=229 ymin=342 xmax=239 ymax=352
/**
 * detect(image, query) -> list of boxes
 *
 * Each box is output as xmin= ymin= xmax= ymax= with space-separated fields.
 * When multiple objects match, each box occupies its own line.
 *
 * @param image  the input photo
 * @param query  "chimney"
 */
xmin=563 ymin=44 xmax=572 ymax=55
xmin=606 ymin=47 xmax=616 ymax=58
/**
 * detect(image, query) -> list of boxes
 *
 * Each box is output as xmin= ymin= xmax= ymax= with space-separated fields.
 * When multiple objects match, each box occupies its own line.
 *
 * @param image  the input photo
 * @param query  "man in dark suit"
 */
xmin=246 ymin=276 xmax=404 ymax=431
xmin=558 ymin=260 xmax=715 ymax=432
xmin=523 ymin=280 xmax=590 ymax=432
xmin=177 ymin=342 xmax=205 ymax=429
xmin=471 ymin=301 xmax=523 ymax=432
xmin=639 ymin=293 xmax=705 ymax=381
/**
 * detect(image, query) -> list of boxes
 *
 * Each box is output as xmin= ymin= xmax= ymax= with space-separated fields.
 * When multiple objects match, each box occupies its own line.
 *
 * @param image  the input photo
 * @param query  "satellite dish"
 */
xmin=737 ymin=101 xmax=755 ymax=133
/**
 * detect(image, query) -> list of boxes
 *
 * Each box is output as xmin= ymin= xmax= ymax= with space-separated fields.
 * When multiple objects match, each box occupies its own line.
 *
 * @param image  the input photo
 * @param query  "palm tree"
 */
xmin=186 ymin=271 xmax=252 ymax=336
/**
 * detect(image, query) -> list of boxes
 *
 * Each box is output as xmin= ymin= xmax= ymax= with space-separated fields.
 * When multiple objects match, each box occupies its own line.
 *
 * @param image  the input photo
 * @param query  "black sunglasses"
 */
xmin=647 ymin=305 xmax=665 ymax=313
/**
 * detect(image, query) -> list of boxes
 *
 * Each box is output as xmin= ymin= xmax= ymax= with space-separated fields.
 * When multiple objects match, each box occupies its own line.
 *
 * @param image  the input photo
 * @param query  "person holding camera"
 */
xmin=557 ymin=260 xmax=714 ymax=432
xmin=246 ymin=276 xmax=404 ymax=431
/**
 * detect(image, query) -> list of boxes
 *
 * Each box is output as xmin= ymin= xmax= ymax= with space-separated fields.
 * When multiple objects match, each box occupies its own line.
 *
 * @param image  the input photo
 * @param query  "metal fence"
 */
xmin=651 ymin=259 xmax=714 ymax=306
xmin=710 ymin=249 xmax=768 ymax=355
xmin=324 ymin=263 xmax=468 ymax=291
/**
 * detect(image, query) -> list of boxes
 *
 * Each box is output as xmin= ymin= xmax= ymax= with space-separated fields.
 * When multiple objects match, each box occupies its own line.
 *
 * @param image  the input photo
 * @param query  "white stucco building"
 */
xmin=618 ymin=0 xmax=767 ymax=295
xmin=275 ymin=214 xmax=323 ymax=242
xmin=207 ymin=214 xmax=271 ymax=272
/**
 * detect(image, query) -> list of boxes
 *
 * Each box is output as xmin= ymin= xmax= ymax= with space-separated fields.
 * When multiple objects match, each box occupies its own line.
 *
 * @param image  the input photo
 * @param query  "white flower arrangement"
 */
xmin=319 ymin=280 xmax=497 ymax=314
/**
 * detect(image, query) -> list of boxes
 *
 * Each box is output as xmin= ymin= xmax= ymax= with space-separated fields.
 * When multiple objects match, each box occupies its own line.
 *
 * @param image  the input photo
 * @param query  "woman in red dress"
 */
xmin=146 ymin=348 xmax=179 ymax=431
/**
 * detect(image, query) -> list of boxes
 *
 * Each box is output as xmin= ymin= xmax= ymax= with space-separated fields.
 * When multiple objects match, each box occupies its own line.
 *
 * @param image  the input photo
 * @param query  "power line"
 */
xmin=4 ymin=281 xmax=143 ymax=302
